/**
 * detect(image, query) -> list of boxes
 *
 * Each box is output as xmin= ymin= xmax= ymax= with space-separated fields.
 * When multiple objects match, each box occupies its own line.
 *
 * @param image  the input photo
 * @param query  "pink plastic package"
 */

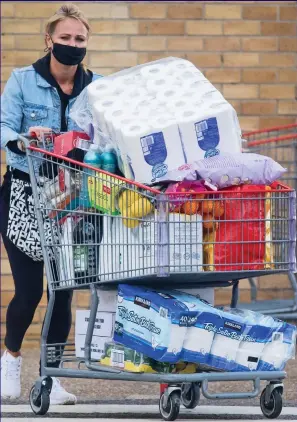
xmin=194 ymin=153 xmax=286 ymax=189
xmin=165 ymin=180 xmax=210 ymax=211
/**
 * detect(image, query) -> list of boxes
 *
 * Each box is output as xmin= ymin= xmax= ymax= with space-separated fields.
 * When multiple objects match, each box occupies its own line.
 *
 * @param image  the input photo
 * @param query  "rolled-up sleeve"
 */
xmin=1 ymin=70 xmax=23 ymax=149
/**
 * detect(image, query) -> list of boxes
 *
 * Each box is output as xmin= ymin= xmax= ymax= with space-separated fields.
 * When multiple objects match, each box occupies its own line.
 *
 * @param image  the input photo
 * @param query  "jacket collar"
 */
xmin=36 ymin=72 xmax=52 ymax=88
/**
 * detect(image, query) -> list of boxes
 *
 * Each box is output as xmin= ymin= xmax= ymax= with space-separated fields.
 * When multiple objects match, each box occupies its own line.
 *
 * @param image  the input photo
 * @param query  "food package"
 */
xmin=69 ymin=57 xmax=243 ymax=184
xmin=54 ymin=131 xmax=91 ymax=156
xmin=203 ymin=185 xmax=273 ymax=271
xmin=114 ymin=286 xmax=296 ymax=371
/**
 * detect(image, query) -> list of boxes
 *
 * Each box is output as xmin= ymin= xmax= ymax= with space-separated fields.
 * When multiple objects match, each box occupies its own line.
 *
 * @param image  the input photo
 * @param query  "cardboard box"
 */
xmin=75 ymin=310 xmax=114 ymax=337
xmin=75 ymin=334 xmax=112 ymax=360
xmin=54 ymin=131 xmax=91 ymax=156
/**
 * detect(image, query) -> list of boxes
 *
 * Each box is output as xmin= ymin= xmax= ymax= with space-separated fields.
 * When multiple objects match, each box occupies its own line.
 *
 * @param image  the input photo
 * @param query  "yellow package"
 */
xmin=88 ymin=174 xmax=124 ymax=215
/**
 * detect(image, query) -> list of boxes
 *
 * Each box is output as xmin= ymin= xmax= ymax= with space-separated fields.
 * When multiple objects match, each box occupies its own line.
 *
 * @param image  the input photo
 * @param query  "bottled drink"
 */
xmin=101 ymin=146 xmax=118 ymax=174
xmin=79 ymin=144 xmax=102 ymax=208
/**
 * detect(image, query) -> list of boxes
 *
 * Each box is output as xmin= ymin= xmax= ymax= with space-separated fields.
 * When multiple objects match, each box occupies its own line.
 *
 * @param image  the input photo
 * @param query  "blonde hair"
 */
xmin=45 ymin=3 xmax=90 ymax=37
xmin=45 ymin=4 xmax=90 ymax=71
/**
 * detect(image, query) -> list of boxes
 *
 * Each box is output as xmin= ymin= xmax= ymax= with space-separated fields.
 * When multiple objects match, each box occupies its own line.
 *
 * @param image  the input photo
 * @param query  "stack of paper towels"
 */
xmin=78 ymin=57 xmax=242 ymax=184
xmin=114 ymin=285 xmax=296 ymax=372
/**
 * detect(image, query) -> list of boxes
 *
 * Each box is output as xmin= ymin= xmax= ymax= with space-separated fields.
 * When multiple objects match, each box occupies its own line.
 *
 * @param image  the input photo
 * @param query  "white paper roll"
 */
xmin=166 ymin=59 xmax=196 ymax=76
xmin=92 ymin=95 xmax=122 ymax=136
xmin=104 ymin=107 xmax=129 ymax=141
xmin=146 ymin=76 xmax=181 ymax=95
xmin=87 ymin=78 xmax=115 ymax=106
xmin=177 ymin=69 xmax=206 ymax=85
xmin=140 ymin=63 xmax=168 ymax=80
xmin=183 ymin=326 xmax=214 ymax=355
xmin=156 ymin=87 xmax=186 ymax=105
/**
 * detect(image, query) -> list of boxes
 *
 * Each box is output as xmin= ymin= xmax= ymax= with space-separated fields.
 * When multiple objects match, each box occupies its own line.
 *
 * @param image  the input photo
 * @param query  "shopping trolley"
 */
xmin=239 ymin=124 xmax=297 ymax=319
xmin=21 ymin=133 xmax=296 ymax=421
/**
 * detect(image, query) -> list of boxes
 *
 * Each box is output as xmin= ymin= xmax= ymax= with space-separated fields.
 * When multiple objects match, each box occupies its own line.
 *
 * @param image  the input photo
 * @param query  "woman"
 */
xmin=0 ymin=4 xmax=101 ymax=403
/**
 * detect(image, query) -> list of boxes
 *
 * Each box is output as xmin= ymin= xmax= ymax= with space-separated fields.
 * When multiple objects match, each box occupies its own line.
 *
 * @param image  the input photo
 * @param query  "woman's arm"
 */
xmin=0 ymin=70 xmax=24 ymax=150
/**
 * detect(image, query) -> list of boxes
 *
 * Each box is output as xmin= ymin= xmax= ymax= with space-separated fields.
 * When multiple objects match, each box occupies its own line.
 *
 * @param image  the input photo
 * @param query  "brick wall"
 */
xmin=1 ymin=1 xmax=297 ymax=346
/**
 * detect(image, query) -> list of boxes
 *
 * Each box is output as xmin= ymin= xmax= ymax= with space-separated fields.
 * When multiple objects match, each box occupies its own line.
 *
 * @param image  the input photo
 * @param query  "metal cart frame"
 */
xmin=22 ymin=134 xmax=296 ymax=421
xmin=239 ymin=124 xmax=297 ymax=319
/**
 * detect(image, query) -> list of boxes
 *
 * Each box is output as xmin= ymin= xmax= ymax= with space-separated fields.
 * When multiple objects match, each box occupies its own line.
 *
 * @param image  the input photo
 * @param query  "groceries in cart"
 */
xmin=69 ymin=57 xmax=242 ymax=184
xmin=75 ymin=286 xmax=296 ymax=373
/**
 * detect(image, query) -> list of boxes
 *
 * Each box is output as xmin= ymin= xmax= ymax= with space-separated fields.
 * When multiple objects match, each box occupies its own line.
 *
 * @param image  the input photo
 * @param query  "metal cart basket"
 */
xmin=239 ymin=124 xmax=297 ymax=319
xmin=22 ymin=134 xmax=296 ymax=421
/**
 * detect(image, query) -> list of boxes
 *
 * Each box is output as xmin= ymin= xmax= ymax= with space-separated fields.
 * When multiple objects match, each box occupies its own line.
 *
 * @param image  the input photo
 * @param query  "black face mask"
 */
xmin=51 ymin=42 xmax=86 ymax=66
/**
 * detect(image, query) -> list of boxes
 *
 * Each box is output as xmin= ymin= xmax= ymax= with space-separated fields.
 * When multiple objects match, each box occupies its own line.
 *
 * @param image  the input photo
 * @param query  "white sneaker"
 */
xmin=50 ymin=377 xmax=77 ymax=405
xmin=1 ymin=350 xmax=22 ymax=399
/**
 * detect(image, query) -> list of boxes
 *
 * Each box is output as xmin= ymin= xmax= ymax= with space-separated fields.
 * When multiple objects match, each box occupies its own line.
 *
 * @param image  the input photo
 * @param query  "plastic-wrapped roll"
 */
xmin=87 ymin=78 xmax=115 ymax=106
xmin=92 ymin=95 xmax=122 ymax=136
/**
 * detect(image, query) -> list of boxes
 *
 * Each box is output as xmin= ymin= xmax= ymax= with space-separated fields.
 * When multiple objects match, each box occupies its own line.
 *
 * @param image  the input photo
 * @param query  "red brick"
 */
xmin=239 ymin=116 xmax=260 ymax=131
xmin=224 ymin=21 xmax=260 ymax=35
xmin=204 ymin=37 xmax=240 ymax=51
xmin=130 ymin=3 xmax=167 ymax=19
xmin=279 ymin=69 xmax=297 ymax=83
xmin=223 ymin=53 xmax=259 ymax=67
xmin=223 ymin=84 xmax=259 ymax=99
xmin=130 ymin=36 xmax=166 ymax=51
xmin=205 ymin=69 xmax=241 ymax=83
xmin=2 ymin=19 xmax=40 ymax=33
xmin=260 ymin=84 xmax=295 ymax=99
xmin=167 ymin=37 xmax=203 ymax=51
xmin=243 ymin=6 xmax=277 ymax=20
xmin=261 ymin=22 xmax=296 ymax=36
xmin=280 ymin=6 xmax=297 ymax=21
xmin=88 ymin=36 xmax=128 ymax=51
xmin=279 ymin=38 xmax=297 ymax=52
xmin=242 ymin=101 xmax=276 ymax=115
xmin=205 ymin=4 xmax=242 ymax=19
xmin=278 ymin=101 xmax=297 ymax=115
xmin=168 ymin=4 xmax=202 ymax=19
xmin=91 ymin=20 xmax=138 ymax=35
xmin=260 ymin=53 xmax=296 ymax=67
xmin=186 ymin=53 xmax=222 ymax=68
xmin=139 ymin=21 xmax=184 ymax=35
xmin=186 ymin=21 xmax=222 ymax=35
xmin=90 ymin=52 xmax=138 ymax=67
xmin=1 ymin=3 xmax=14 ymax=17
xmin=138 ymin=52 xmax=185 ymax=65
xmin=259 ymin=117 xmax=296 ymax=129
xmin=242 ymin=69 xmax=277 ymax=83
xmin=242 ymin=38 xmax=278 ymax=52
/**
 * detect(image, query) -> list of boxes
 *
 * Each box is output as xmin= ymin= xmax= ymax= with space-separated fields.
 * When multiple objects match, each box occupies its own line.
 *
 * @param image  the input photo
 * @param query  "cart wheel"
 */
xmin=181 ymin=382 xmax=200 ymax=409
xmin=29 ymin=385 xmax=50 ymax=416
xmin=260 ymin=388 xmax=283 ymax=419
xmin=159 ymin=392 xmax=181 ymax=421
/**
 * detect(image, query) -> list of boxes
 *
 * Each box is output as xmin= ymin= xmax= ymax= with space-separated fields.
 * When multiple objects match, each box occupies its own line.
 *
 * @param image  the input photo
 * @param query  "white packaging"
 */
xmin=87 ymin=78 xmax=115 ymax=105
xmin=146 ymin=76 xmax=181 ymax=95
xmin=75 ymin=310 xmax=114 ymax=337
xmin=177 ymin=102 xmax=241 ymax=162
xmin=120 ymin=119 xmax=185 ymax=184
xmin=75 ymin=334 xmax=112 ymax=360
xmin=97 ymin=289 xmax=118 ymax=313
xmin=98 ymin=215 xmax=114 ymax=282
xmin=93 ymin=96 xmax=123 ymax=136
xmin=179 ymin=288 xmax=214 ymax=305
xmin=140 ymin=63 xmax=168 ymax=79
xmin=165 ymin=59 xmax=196 ymax=75
xmin=58 ymin=216 xmax=75 ymax=288
xmin=168 ymin=213 xmax=203 ymax=272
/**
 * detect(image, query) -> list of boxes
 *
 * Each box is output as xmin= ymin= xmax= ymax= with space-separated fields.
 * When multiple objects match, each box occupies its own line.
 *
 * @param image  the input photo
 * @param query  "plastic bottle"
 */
xmin=101 ymin=145 xmax=118 ymax=174
xmin=79 ymin=144 xmax=102 ymax=208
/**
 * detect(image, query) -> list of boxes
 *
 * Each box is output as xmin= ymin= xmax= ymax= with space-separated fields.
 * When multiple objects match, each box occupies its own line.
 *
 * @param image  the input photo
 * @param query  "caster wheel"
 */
xmin=260 ymin=388 xmax=283 ymax=419
xmin=159 ymin=391 xmax=181 ymax=421
xmin=29 ymin=385 xmax=50 ymax=415
xmin=181 ymin=382 xmax=200 ymax=409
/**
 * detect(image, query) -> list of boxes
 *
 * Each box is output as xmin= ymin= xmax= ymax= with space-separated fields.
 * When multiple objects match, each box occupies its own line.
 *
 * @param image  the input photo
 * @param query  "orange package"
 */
xmin=203 ymin=185 xmax=272 ymax=272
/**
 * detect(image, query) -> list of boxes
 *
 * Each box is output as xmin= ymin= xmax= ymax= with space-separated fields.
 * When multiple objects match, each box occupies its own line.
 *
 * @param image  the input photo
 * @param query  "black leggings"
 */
xmin=0 ymin=184 xmax=72 ymax=367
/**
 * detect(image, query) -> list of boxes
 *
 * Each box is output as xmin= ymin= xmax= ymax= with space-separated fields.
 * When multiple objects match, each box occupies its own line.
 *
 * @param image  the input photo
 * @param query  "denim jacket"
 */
xmin=1 ymin=65 xmax=101 ymax=174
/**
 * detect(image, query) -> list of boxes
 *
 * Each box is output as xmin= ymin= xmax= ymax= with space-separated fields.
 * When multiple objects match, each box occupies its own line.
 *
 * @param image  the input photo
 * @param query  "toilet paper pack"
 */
xmin=69 ymin=57 xmax=243 ymax=183
xmin=114 ymin=285 xmax=202 ymax=363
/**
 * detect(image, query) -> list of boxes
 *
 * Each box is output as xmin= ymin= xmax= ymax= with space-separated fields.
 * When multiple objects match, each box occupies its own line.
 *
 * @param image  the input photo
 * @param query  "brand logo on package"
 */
xmin=134 ymin=296 xmax=151 ymax=309
xmin=224 ymin=320 xmax=242 ymax=332
xmin=118 ymin=306 xmax=161 ymax=335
